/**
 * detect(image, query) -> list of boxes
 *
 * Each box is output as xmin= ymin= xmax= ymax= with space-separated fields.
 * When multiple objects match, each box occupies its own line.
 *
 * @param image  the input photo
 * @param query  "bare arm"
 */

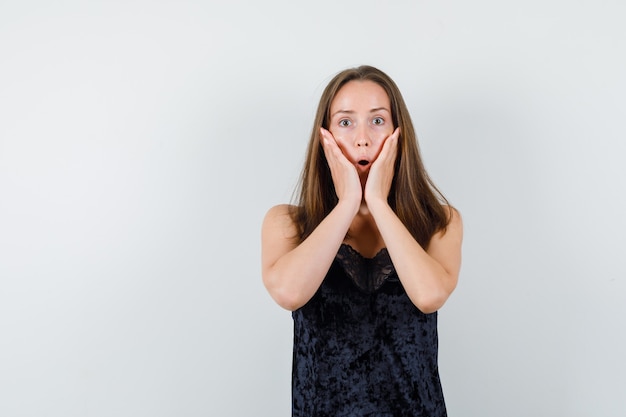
xmin=364 ymin=132 xmax=463 ymax=313
xmin=261 ymin=201 xmax=358 ymax=311
xmin=261 ymin=129 xmax=361 ymax=311
xmin=368 ymin=201 xmax=463 ymax=313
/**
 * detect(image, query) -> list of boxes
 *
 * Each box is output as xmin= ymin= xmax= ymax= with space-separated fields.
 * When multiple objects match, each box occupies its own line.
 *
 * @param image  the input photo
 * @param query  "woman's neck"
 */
xmin=345 ymin=208 xmax=384 ymax=257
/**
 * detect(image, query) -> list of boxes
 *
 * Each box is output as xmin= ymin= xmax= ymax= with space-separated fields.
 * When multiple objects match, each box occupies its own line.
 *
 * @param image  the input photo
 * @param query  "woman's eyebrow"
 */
xmin=331 ymin=109 xmax=354 ymax=118
xmin=331 ymin=107 xmax=390 ymax=118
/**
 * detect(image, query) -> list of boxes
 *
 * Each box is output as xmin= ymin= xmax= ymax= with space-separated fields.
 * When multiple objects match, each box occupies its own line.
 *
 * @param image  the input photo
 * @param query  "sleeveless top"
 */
xmin=292 ymin=244 xmax=447 ymax=417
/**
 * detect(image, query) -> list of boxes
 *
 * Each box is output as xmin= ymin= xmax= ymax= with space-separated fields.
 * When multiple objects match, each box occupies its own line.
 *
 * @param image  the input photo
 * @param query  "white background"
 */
xmin=1 ymin=0 xmax=625 ymax=416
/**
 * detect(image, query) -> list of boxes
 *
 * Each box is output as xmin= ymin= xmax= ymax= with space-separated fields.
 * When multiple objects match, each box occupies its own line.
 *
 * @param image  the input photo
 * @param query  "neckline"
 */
xmin=340 ymin=243 xmax=388 ymax=260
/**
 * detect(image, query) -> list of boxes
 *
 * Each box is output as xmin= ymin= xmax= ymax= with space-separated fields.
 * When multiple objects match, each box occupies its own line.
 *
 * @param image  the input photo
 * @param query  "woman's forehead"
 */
xmin=330 ymin=80 xmax=391 ymax=113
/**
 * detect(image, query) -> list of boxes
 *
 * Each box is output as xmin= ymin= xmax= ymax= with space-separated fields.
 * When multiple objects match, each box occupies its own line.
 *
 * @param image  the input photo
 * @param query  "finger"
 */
xmin=376 ymin=127 xmax=400 ymax=161
xmin=386 ymin=127 xmax=400 ymax=148
xmin=320 ymin=128 xmax=338 ymax=157
xmin=386 ymin=127 xmax=400 ymax=156
xmin=319 ymin=128 xmax=336 ymax=162
xmin=322 ymin=131 xmax=351 ymax=168
xmin=319 ymin=127 xmax=328 ymax=144
xmin=320 ymin=127 xmax=338 ymax=144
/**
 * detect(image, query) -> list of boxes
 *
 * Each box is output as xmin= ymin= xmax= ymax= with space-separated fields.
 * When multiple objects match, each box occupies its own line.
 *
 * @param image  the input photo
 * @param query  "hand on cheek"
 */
xmin=320 ymin=128 xmax=362 ymax=206
xmin=364 ymin=127 xmax=400 ymax=205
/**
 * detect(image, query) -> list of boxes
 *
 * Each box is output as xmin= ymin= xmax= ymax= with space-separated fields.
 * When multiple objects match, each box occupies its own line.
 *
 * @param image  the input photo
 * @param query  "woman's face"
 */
xmin=328 ymin=80 xmax=394 ymax=175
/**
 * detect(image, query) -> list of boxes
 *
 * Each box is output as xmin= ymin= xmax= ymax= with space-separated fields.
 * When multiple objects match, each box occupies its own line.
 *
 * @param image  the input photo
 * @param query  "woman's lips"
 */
xmin=356 ymin=159 xmax=371 ymax=172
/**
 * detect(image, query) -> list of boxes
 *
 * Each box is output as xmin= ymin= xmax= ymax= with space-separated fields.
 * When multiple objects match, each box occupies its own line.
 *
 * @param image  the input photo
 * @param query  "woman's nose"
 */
xmin=356 ymin=137 xmax=369 ymax=147
xmin=355 ymin=128 xmax=370 ymax=147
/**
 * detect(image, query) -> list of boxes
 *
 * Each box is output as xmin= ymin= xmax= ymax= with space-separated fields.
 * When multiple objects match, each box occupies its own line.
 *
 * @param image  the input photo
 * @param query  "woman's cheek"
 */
xmin=331 ymin=134 xmax=350 ymax=152
xmin=372 ymin=135 xmax=387 ymax=150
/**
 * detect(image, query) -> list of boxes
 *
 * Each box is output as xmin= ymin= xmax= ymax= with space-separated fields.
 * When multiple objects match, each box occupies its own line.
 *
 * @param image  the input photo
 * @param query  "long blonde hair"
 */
xmin=292 ymin=65 xmax=451 ymax=248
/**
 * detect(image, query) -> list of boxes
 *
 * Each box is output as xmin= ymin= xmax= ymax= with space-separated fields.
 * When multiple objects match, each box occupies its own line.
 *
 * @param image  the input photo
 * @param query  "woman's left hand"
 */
xmin=364 ymin=127 xmax=400 ymax=206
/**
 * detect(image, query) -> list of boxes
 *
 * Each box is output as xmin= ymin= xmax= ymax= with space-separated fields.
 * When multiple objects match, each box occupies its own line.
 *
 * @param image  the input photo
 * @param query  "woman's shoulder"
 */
xmin=438 ymin=204 xmax=463 ymax=238
xmin=264 ymin=204 xmax=297 ymax=220
xmin=443 ymin=204 xmax=461 ymax=222
xmin=262 ymin=204 xmax=299 ymax=236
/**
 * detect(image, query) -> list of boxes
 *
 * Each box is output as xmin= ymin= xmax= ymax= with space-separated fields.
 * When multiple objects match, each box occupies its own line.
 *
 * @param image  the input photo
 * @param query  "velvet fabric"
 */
xmin=292 ymin=244 xmax=447 ymax=417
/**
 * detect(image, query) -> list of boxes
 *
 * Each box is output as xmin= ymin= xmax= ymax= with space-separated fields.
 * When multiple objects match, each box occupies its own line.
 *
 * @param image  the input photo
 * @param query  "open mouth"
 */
xmin=358 ymin=159 xmax=369 ymax=166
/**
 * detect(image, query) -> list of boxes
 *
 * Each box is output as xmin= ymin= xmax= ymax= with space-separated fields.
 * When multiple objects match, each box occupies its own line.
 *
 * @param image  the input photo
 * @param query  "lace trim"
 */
xmin=335 ymin=244 xmax=397 ymax=293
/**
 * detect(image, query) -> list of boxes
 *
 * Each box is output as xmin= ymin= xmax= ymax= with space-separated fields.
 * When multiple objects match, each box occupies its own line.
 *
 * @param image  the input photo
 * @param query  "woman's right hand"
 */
xmin=320 ymin=127 xmax=362 ymax=207
xmin=261 ymin=129 xmax=364 ymax=311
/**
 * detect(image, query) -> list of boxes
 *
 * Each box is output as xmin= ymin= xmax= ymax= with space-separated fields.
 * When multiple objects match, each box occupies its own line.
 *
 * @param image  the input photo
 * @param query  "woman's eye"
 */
xmin=339 ymin=119 xmax=352 ymax=127
xmin=372 ymin=117 xmax=384 ymax=125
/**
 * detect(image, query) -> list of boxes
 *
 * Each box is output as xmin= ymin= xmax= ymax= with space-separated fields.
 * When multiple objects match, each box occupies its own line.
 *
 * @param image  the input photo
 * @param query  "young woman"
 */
xmin=262 ymin=65 xmax=463 ymax=416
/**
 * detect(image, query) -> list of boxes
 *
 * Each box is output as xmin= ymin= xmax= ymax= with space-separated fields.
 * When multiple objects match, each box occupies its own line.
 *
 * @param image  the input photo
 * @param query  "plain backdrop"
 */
xmin=1 ymin=0 xmax=625 ymax=416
